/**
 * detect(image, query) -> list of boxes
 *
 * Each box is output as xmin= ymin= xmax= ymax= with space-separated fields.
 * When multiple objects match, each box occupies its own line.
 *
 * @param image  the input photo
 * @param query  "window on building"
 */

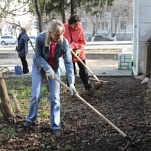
xmin=101 ymin=22 xmax=108 ymax=30
xmin=120 ymin=21 xmax=127 ymax=30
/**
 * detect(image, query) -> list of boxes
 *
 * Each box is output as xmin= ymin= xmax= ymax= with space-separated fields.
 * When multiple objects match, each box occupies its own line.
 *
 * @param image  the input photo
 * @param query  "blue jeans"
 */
xmin=26 ymin=64 xmax=61 ymax=130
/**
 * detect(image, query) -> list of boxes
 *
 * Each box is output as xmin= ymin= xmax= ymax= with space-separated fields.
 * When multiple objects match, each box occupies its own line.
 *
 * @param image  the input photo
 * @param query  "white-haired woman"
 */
xmin=23 ymin=20 xmax=77 ymax=136
xmin=16 ymin=27 xmax=29 ymax=74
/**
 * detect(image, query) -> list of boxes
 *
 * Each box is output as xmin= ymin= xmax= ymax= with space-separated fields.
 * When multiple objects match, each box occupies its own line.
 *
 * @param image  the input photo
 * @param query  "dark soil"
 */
xmin=0 ymin=76 xmax=151 ymax=151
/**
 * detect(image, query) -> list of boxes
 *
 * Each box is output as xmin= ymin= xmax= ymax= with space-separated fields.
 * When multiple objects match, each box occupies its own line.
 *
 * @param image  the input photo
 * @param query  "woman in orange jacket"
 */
xmin=64 ymin=14 xmax=91 ymax=90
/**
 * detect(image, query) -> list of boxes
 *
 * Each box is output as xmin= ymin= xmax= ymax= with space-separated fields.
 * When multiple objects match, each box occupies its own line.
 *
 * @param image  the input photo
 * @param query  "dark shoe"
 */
xmin=22 ymin=121 xmax=35 ymax=127
xmin=53 ymin=129 xmax=61 ymax=136
xmin=23 ymin=69 xmax=29 ymax=74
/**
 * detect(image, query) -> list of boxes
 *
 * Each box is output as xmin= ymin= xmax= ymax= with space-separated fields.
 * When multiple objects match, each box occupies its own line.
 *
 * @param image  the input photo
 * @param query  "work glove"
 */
xmin=69 ymin=83 xmax=77 ymax=95
xmin=46 ymin=68 xmax=55 ymax=79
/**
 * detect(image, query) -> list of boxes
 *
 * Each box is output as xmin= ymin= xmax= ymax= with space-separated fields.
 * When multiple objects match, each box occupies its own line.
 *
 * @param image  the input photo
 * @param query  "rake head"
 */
xmin=122 ymin=135 xmax=137 ymax=151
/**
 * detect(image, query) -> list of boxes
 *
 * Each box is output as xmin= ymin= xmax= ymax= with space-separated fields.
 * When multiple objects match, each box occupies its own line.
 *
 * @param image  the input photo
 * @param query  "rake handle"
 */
xmin=54 ymin=75 xmax=126 ymax=138
xmin=71 ymin=50 xmax=102 ymax=82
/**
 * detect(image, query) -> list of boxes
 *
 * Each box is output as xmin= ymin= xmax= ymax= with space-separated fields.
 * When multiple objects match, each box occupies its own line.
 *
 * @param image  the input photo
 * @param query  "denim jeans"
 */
xmin=26 ymin=64 xmax=61 ymax=130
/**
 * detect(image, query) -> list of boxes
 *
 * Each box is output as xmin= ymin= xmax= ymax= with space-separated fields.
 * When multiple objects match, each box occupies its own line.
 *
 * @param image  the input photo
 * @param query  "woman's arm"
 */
xmin=63 ymin=39 xmax=75 ymax=84
xmin=34 ymin=33 xmax=51 ymax=71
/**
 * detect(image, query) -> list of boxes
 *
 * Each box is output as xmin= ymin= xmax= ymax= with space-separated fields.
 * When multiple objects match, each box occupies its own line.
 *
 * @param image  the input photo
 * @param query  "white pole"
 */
xmin=133 ymin=0 xmax=139 ymax=75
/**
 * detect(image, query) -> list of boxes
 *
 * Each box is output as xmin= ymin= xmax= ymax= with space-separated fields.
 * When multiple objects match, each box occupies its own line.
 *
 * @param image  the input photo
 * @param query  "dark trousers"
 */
xmin=68 ymin=60 xmax=91 ymax=90
xmin=76 ymin=60 xmax=91 ymax=90
xmin=73 ymin=62 xmax=77 ymax=76
xmin=20 ymin=56 xmax=29 ymax=73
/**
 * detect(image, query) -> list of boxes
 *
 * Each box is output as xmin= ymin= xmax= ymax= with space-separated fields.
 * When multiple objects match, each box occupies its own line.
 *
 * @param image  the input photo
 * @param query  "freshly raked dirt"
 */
xmin=0 ymin=76 xmax=151 ymax=151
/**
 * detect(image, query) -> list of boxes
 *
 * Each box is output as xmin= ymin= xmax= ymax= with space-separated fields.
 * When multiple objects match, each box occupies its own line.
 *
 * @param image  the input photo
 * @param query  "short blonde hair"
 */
xmin=45 ymin=19 xmax=65 ymax=46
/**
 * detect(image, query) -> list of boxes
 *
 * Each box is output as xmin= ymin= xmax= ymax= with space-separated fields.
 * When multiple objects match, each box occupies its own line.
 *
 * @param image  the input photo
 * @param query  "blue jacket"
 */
xmin=33 ymin=32 xmax=75 ymax=84
xmin=17 ymin=32 xmax=29 ymax=57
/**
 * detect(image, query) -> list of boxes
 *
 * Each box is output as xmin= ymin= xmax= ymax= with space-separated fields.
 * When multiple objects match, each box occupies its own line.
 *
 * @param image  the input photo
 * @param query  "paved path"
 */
xmin=0 ymin=42 xmax=132 ymax=76
xmin=86 ymin=59 xmax=132 ymax=76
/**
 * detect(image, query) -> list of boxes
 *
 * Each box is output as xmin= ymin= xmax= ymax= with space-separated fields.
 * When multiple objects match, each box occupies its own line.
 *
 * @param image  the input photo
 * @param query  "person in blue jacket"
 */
xmin=16 ymin=27 xmax=29 ymax=74
xmin=23 ymin=19 xmax=77 ymax=136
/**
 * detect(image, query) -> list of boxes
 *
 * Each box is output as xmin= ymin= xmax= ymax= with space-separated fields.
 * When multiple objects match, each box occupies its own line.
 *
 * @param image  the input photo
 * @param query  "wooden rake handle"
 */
xmin=54 ymin=75 xmax=126 ymax=138
xmin=71 ymin=50 xmax=108 ymax=83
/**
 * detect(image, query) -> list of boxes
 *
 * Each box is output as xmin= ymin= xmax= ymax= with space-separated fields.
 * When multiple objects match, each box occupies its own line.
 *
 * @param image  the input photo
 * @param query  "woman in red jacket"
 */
xmin=64 ymin=14 xmax=91 ymax=90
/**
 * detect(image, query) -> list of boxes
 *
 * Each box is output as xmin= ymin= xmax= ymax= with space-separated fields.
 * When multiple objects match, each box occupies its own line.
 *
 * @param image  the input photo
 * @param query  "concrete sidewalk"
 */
xmin=0 ymin=58 xmax=132 ymax=77
xmin=85 ymin=59 xmax=132 ymax=76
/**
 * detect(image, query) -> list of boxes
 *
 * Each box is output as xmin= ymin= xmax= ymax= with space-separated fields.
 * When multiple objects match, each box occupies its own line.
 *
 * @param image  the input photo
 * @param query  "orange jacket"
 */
xmin=64 ymin=23 xmax=86 ymax=62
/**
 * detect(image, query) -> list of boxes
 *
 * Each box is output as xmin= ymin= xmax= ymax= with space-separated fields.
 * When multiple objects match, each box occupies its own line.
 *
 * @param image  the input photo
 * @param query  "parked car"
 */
xmin=0 ymin=35 xmax=16 ymax=45
xmin=87 ymin=34 xmax=114 ymax=42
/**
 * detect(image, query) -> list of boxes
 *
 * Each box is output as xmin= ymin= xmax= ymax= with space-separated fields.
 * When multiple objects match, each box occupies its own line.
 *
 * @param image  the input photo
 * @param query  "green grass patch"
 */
xmin=1 ymin=127 xmax=17 ymax=139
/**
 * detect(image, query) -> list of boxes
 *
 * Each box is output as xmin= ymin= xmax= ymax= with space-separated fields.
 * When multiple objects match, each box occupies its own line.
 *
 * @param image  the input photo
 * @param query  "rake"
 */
xmin=54 ymin=75 xmax=137 ymax=151
xmin=71 ymin=50 xmax=108 ymax=89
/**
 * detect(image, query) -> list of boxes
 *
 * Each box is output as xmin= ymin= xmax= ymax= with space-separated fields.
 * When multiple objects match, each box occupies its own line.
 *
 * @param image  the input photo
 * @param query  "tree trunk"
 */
xmin=61 ymin=0 xmax=66 ymax=23
xmin=35 ymin=0 xmax=43 ymax=33
xmin=10 ymin=93 xmax=21 ymax=114
xmin=0 ymin=72 xmax=16 ymax=120
xmin=71 ymin=0 xmax=75 ymax=15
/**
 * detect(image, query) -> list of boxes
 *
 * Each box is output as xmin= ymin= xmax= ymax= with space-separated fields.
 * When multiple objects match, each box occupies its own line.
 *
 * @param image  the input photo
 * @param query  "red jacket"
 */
xmin=64 ymin=23 xmax=86 ymax=62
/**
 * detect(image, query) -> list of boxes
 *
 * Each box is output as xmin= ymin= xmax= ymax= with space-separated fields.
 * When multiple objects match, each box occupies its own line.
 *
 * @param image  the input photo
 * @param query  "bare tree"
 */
xmin=89 ymin=15 xmax=102 ymax=36
xmin=109 ymin=0 xmax=133 ymax=39
xmin=34 ymin=0 xmax=43 ymax=32
xmin=0 ymin=0 xmax=33 ymax=121
xmin=84 ymin=5 xmax=108 ymax=36
xmin=0 ymin=72 xmax=16 ymax=121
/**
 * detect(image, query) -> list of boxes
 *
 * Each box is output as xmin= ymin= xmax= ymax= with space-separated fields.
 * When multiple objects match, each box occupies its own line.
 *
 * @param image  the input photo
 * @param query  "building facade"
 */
xmin=133 ymin=0 xmax=151 ymax=75
xmin=80 ymin=0 xmax=133 ymax=41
